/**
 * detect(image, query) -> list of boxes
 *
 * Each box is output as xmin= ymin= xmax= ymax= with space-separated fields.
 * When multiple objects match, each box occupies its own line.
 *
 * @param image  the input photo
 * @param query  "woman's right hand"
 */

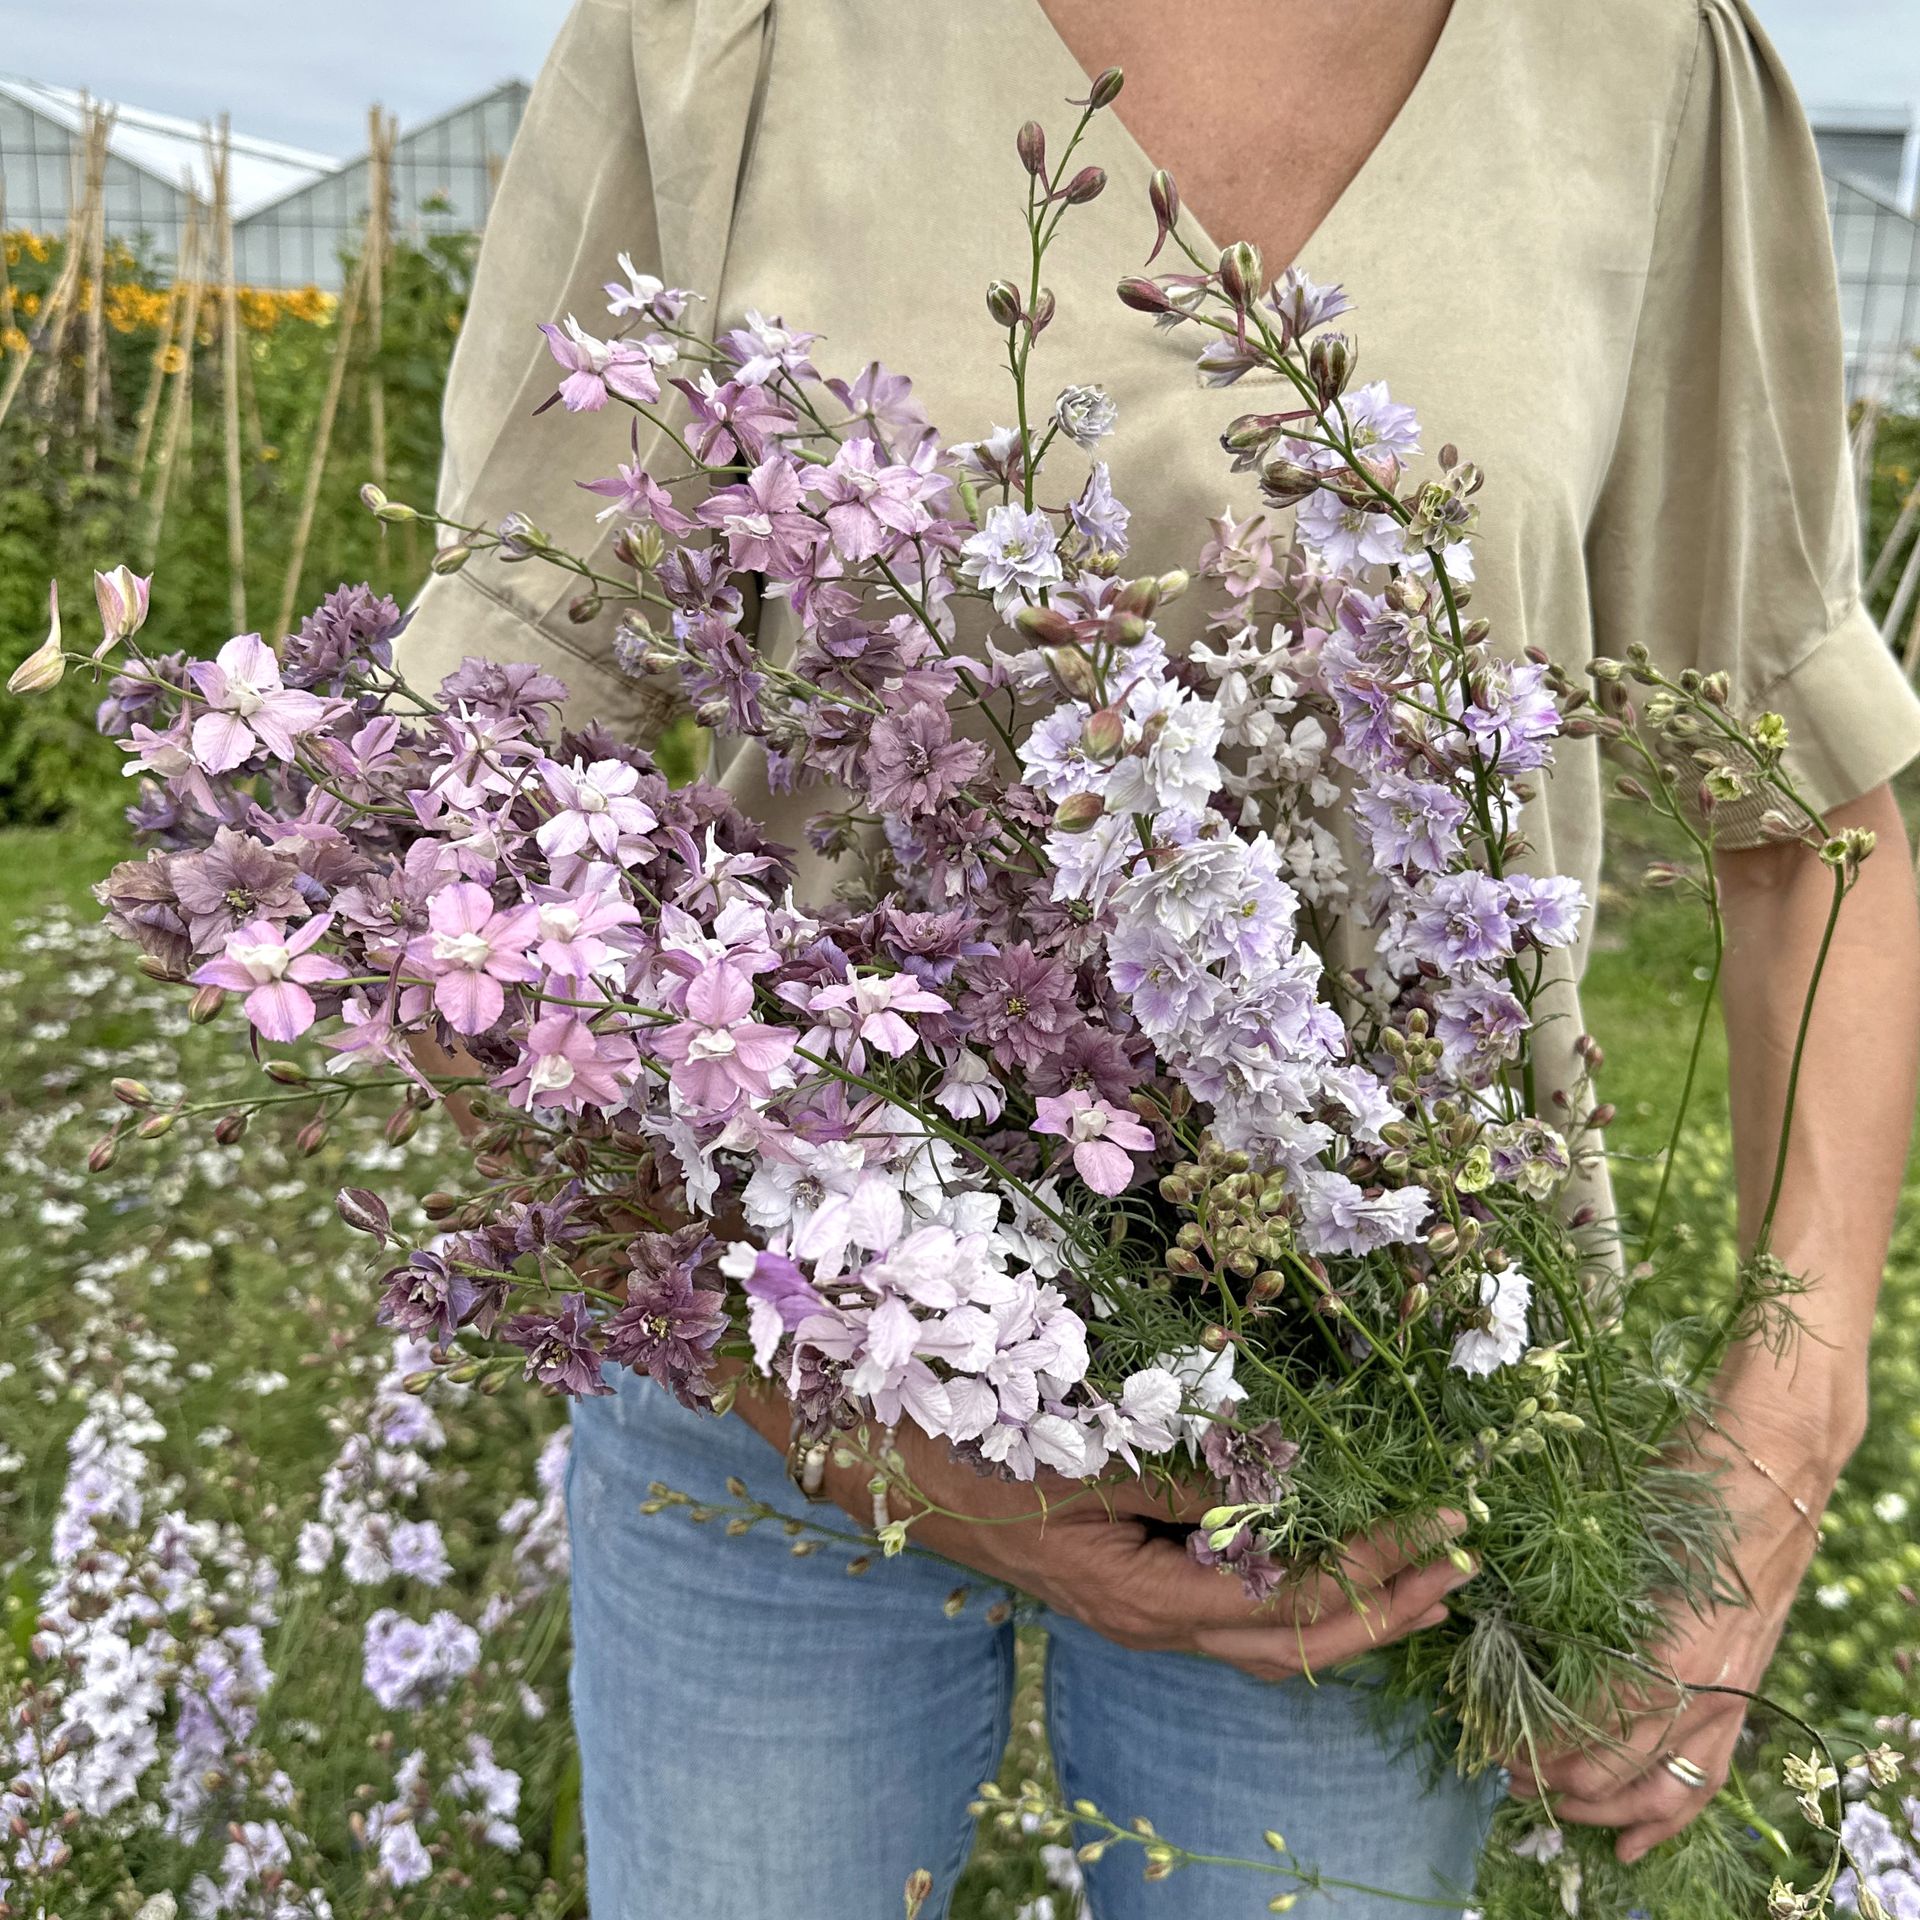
xmin=729 ymin=1374 xmax=1473 ymax=1683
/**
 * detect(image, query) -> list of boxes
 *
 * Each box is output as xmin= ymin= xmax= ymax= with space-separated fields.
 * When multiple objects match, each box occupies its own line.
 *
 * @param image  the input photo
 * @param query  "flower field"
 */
xmin=2 ymin=814 xmax=1916 ymax=1919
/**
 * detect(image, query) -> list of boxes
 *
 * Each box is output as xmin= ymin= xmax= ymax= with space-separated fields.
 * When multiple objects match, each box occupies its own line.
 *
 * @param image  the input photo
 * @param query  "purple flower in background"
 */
xmin=362 ymin=1607 xmax=482 ymax=1710
xmin=863 ymin=704 xmax=987 ymax=818
xmin=604 ymin=253 xmax=694 ymax=325
xmin=187 ymin=634 xmax=334 ymax=773
xmin=579 ymin=430 xmax=696 ymax=533
xmin=537 ymin=315 xmax=664 ymax=410
xmin=408 ymin=882 xmax=541 ymax=1035
xmin=680 ymin=614 xmax=767 ymax=734
xmin=825 ymin=361 xmax=932 ymax=452
xmin=717 ymin=309 xmax=821 ymax=385
xmin=604 ymin=1228 xmax=728 ymax=1406
xmin=504 ymin=1293 xmax=610 ymax=1397
xmin=1295 ymin=489 xmax=1407 ymax=572
xmin=1507 ymin=873 xmax=1587 ymax=950
xmin=438 ymin=655 xmax=570 ymax=722
xmin=283 ymin=582 xmax=406 ymax=688
xmin=1033 ymin=1088 xmax=1154 ymax=1195
xmin=191 ymin=914 xmax=345 ymax=1042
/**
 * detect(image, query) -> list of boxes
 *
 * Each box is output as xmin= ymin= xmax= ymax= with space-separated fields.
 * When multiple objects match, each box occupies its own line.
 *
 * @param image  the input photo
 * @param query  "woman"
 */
xmin=395 ymin=1 xmax=1920 ymax=1912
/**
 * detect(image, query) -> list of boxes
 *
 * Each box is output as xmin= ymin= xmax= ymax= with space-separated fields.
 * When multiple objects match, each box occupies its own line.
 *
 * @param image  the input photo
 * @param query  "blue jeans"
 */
xmin=568 ymin=1371 xmax=1494 ymax=1918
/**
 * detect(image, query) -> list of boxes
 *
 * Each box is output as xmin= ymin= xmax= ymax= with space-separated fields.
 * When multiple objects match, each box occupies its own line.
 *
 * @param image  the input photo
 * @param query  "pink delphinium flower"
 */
xmin=498 ymin=1011 xmax=638 ymax=1113
xmin=695 ymin=458 xmax=820 ymax=576
xmin=186 ymin=634 xmax=334 ymax=774
xmin=793 ymin=972 xmax=949 ymax=1072
xmin=534 ymin=757 xmax=659 ymax=864
xmin=650 ymin=960 xmax=797 ymax=1114
xmin=408 ymin=882 xmax=541 ymax=1034
xmin=1033 ymin=1088 xmax=1154 ymax=1195
xmin=192 ymin=914 xmax=345 ymax=1042
xmin=536 ymin=315 xmax=663 ymax=411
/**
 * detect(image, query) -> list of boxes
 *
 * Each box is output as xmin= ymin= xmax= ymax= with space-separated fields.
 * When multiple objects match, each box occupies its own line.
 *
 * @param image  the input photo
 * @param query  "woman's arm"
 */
xmin=1512 ymin=780 xmax=1920 ymax=1858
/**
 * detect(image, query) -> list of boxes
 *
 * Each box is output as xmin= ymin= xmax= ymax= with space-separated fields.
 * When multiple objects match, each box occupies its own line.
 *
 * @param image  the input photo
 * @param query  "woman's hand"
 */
xmin=1506 ymin=1346 xmax=1862 ymax=1861
xmin=728 ymin=1370 xmax=1474 ymax=1682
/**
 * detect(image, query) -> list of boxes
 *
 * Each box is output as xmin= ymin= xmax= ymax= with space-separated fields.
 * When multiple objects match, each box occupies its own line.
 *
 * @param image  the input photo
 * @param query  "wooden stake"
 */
xmin=142 ymin=209 xmax=207 ymax=569
xmin=1866 ymin=482 xmax=1920 ymax=604
xmin=274 ymin=241 xmax=371 ymax=638
xmin=33 ymin=103 xmax=112 ymax=419
xmin=208 ymin=116 xmax=247 ymax=631
xmin=1851 ymin=395 xmax=1881 ymax=556
xmin=80 ymin=112 xmax=113 ymax=471
xmin=1892 ymin=523 xmax=1920 ymax=676
xmin=365 ymin=105 xmax=395 ymax=502
xmin=129 ymin=194 xmax=198 ymax=499
xmin=0 ymin=175 xmax=17 ymax=347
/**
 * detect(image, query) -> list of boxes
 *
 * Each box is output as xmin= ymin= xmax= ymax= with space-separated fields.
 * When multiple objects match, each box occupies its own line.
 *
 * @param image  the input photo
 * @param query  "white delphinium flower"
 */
xmin=1449 ymin=1268 xmax=1534 ymax=1377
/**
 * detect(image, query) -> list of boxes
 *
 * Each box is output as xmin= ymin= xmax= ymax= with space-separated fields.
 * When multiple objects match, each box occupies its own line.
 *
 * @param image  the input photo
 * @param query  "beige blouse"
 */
xmin=394 ymin=0 xmax=1920 ymax=1192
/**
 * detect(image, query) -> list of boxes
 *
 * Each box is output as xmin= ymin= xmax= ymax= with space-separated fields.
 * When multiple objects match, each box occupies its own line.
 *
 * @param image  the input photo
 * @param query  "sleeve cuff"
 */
xmin=1709 ymin=599 xmax=1920 ymax=845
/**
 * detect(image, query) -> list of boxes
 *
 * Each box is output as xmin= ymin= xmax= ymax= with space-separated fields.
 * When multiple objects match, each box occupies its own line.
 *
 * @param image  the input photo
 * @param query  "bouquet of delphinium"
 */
xmin=9 ymin=71 xmax=1900 ymax=1920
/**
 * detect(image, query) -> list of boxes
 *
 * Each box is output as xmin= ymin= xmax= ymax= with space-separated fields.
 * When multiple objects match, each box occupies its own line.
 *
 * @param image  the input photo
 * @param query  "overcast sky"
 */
xmin=3 ymin=0 xmax=1918 ymax=157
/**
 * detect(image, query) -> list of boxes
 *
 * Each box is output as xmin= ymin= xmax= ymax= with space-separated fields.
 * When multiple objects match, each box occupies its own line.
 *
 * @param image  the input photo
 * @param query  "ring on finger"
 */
xmin=1662 ymin=1750 xmax=1709 ymax=1791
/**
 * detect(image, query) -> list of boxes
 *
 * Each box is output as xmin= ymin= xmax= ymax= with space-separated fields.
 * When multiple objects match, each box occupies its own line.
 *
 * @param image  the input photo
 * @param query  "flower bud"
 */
xmin=136 ymin=1113 xmax=174 ymax=1139
xmin=295 ymin=1117 xmax=329 ymax=1157
xmin=264 ymin=1059 xmax=309 ymax=1085
xmin=1086 ymin=66 xmax=1124 ymax=109
xmin=373 ymin=499 xmax=417 ymax=524
xmin=1014 ymin=603 xmax=1079 ymax=647
xmin=1147 ymin=168 xmax=1180 ymax=260
xmin=92 ymin=566 xmax=152 ymax=648
xmin=188 ymin=984 xmax=226 ymax=1024
xmin=567 ymin=592 xmax=601 ymax=625
xmin=1083 ymin=706 xmax=1126 ymax=760
xmin=1307 ymin=332 xmax=1353 ymax=404
xmin=1029 ymin=287 xmax=1057 ymax=335
xmin=1016 ymin=120 xmax=1047 ymax=178
xmin=1116 ymin=275 xmax=1174 ymax=314
xmin=212 ymin=1112 xmax=247 ymax=1145
xmin=1061 ymin=165 xmax=1107 ymax=205
xmin=1200 ymin=1323 xmax=1231 ymax=1352
xmin=1219 ymin=241 xmax=1262 ymax=308
xmin=358 ymin=483 xmax=388 ymax=513
xmin=985 ymin=279 xmax=1023 ymax=328
xmin=88 ymin=1133 xmax=119 ymax=1172
xmin=336 ymin=1187 xmax=391 ymax=1240
xmin=429 ymin=543 xmax=471 ymax=576
xmin=1046 ymin=646 xmax=1101 ymax=701
xmin=384 ymin=1105 xmax=421 ymax=1145
xmin=1052 ymin=791 xmax=1105 ymax=833
xmin=111 ymin=1078 xmax=153 ymax=1108
xmin=1156 ymin=569 xmax=1189 ymax=602
xmin=421 ymin=1191 xmax=460 ymax=1220
xmin=7 ymin=583 xmax=64 ymax=696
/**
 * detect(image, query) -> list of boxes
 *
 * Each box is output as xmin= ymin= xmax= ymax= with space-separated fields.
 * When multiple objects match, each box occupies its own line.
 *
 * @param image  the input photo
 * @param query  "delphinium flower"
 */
xmin=537 ymin=314 xmax=667 ymax=411
xmin=1032 ymin=1089 xmax=1153 ymax=1195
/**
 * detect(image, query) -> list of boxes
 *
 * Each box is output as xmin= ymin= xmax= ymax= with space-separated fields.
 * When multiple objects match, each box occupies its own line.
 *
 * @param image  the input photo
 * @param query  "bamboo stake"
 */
xmin=142 ymin=212 xmax=207 ymax=569
xmin=33 ymin=105 xmax=111 ymax=419
xmin=129 ymin=194 xmax=198 ymax=499
xmin=1851 ymin=395 xmax=1881 ymax=555
xmin=274 ymin=240 xmax=371 ymax=637
xmin=0 ymin=175 xmax=16 ymax=348
xmin=208 ymin=117 xmax=247 ymax=631
xmin=1893 ymin=523 xmax=1920 ymax=676
xmin=1866 ymin=482 xmax=1920 ymax=603
xmin=80 ymin=111 xmax=113 ymax=472
xmin=1 ymin=147 xmax=95 ymax=434
xmin=365 ymin=106 xmax=394 ymax=501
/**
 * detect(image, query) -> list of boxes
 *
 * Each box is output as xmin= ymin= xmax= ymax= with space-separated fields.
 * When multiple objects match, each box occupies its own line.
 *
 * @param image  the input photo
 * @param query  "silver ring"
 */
xmin=1663 ymin=1751 xmax=1708 ymax=1791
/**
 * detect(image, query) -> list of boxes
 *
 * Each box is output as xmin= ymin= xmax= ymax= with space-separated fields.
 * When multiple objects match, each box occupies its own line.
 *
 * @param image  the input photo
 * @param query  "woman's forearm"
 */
xmin=1716 ymin=781 xmax=1920 ymax=1450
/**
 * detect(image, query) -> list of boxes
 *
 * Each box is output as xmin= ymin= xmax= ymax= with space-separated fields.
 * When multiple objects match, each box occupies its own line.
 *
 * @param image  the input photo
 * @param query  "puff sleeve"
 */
xmin=1584 ymin=0 xmax=1920 ymax=840
xmin=393 ymin=0 xmax=773 ymax=737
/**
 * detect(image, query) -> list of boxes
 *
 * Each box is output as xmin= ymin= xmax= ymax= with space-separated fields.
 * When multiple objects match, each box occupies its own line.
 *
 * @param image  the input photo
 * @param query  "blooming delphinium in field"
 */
xmin=9 ymin=68 xmax=1892 ymax=1920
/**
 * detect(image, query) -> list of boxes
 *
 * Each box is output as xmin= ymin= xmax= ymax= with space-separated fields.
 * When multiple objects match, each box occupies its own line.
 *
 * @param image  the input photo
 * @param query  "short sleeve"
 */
xmin=393 ymin=0 xmax=773 ymax=738
xmin=1584 ymin=0 xmax=1920 ymax=840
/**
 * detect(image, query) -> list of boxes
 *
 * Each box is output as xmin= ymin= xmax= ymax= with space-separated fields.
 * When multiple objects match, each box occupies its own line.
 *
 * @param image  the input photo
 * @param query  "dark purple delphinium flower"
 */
xmin=655 ymin=542 xmax=746 ymax=628
xmin=1026 ymin=1026 xmax=1145 ymax=1107
xmin=1187 ymin=1523 xmax=1288 ymax=1601
xmin=862 ymin=704 xmax=987 ymax=820
xmin=170 ymin=827 xmax=306 ymax=952
xmin=333 ymin=838 xmax=454 ymax=956
xmin=1199 ymin=1420 xmax=1302 ymax=1507
xmin=378 ymin=1248 xmax=483 ymax=1345
xmin=501 ymin=1181 xmax=589 ymax=1259
xmin=680 ymin=613 xmax=766 ymax=734
xmin=878 ymin=904 xmax=992 ymax=988
xmin=959 ymin=943 xmax=1079 ymax=1072
xmin=503 ymin=1294 xmax=611 ymax=1397
xmin=93 ymin=852 xmax=194 ymax=979
xmin=437 ymin=657 xmax=570 ymax=726
xmin=603 ymin=1227 xmax=727 ymax=1408
xmin=282 ymin=583 xmax=408 ymax=690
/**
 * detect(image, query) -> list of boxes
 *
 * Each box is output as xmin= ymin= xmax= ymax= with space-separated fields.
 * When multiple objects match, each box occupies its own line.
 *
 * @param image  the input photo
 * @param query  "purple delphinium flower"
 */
xmin=959 ymin=504 xmax=1064 ymax=611
xmin=1352 ymin=772 xmax=1468 ymax=876
xmin=1069 ymin=461 xmax=1131 ymax=555
xmin=378 ymin=1249 xmax=483 ymax=1344
xmin=959 ymin=944 xmax=1078 ymax=1071
xmin=603 ymin=253 xmax=694 ymax=325
xmin=695 ymin=458 xmax=821 ymax=576
xmin=283 ymin=583 xmax=406 ymax=689
xmin=803 ymin=436 xmax=945 ymax=563
xmin=671 ymin=370 xmax=794 ymax=467
xmin=170 ymin=827 xmax=306 ymax=951
xmin=1199 ymin=1420 xmax=1302 ymax=1506
xmin=579 ymin=429 xmax=696 ymax=533
xmin=717 ymin=309 xmax=821 ymax=386
xmin=533 ymin=757 xmax=659 ymax=864
xmin=94 ymin=852 xmax=194 ymax=977
xmin=679 ymin=614 xmax=767 ymax=734
xmin=407 ymin=882 xmax=542 ymax=1035
xmin=1033 ymin=1088 xmax=1154 ymax=1196
xmin=1507 ymin=873 xmax=1586 ymax=950
xmin=1433 ymin=980 xmax=1529 ymax=1082
xmin=603 ymin=1228 xmax=728 ymax=1407
xmin=824 ymin=361 xmax=932 ymax=452
xmin=497 ymin=1011 xmax=638 ymax=1113
xmin=191 ymin=914 xmax=345 ymax=1042
xmin=650 ymin=959 xmax=797 ymax=1114
xmin=503 ymin=1293 xmax=611 ymax=1397
xmin=1296 ymin=1171 xmax=1431 ymax=1257
xmin=437 ymin=656 xmax=571 ymax=723
xmin=536 ymin=315 xmax=663 ymax=411
xmin=1406 ymin=870 xmax=1518 ymax=972
xmin=862 ymin=704 xmax=987 ymax=818
xmin=186 ymin=634 xmax=335 ymax=773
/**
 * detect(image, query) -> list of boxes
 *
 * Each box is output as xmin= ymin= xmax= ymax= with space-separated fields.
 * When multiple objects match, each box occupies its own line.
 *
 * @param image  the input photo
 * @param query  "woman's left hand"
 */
xmin=1504 ymin=1348 xmax=1862 ymax=1863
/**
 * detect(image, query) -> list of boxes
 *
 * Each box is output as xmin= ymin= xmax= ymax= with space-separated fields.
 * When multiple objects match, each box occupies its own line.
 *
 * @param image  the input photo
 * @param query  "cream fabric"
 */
xmin=395 ymin=0 xmax=1920 ymax=1203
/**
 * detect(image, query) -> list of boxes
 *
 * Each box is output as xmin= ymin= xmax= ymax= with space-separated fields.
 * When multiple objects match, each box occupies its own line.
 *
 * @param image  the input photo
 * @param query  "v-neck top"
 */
xmin=396 ymin=0 xmax=1920 ymax=1196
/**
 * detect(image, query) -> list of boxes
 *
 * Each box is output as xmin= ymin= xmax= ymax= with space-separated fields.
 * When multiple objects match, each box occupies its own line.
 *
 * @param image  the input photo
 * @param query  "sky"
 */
xmin=2 ymin=0 xmax=1918 ymax=159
